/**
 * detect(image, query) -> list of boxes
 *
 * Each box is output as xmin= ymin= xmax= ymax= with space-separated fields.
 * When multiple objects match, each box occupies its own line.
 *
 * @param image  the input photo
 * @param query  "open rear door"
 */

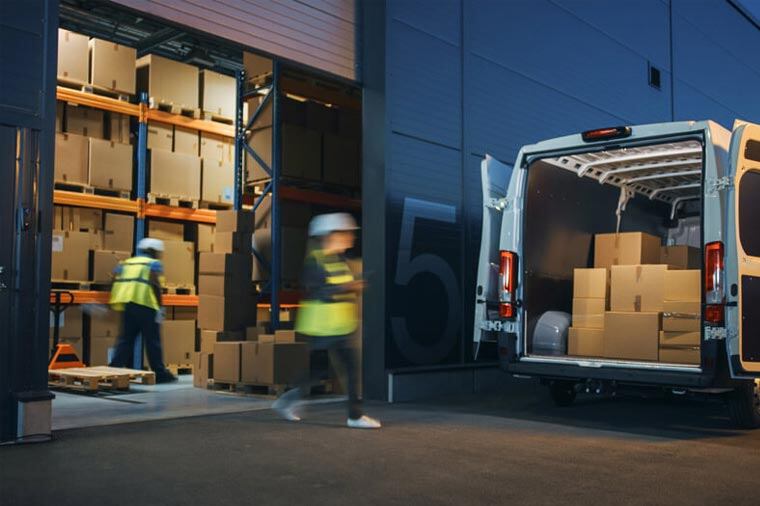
xmin=473 ymin=155 xmax=511 ymax=358
xmin=728 ymin=121 xmax=760 ymax=375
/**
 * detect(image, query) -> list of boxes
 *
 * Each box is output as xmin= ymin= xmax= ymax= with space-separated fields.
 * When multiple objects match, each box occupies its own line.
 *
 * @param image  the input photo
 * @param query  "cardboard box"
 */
xmin=198 ymin=295 xmax=256 ymax=331
xmin=201 ymin=157 xmax=235 ymax=205
xmin=147 ymin=122 xmax=173 ymax=151
xmin=92 ymin=250 xmax=130 ymax=283
xmin=171 ymin=307 xmax=198 ymax=321
xmin=610 ymin=264 xmax=668 ymax=312
xmin=104 ymin=213 xmax=134 ymax=252
xmin=199 ymin=252 xmax=252 ymax=276
xmin=200 ymin=70 xmax=236 ymax=118
xmin=200 ymin=329 xmax=245 ymax=353
xmin=282 ymin=123 xmax=321 ymax=181
xmin=251 ymin=227 xmax=307 ymax=283
xmin=136 ymin=54 xmax=199 ymax=110
xmin=661 ymin=245 xmax=700 ymax=270
xmin=109 ymin=113 xmax=131 ymax=144
xmin=572 ymin=298 xmax=606 ymax=329
xmin=573 ymin=268 xmax=608 ymax=299
xmin=214 ymin=232 xmax=251 ymax=254
xmin=664 ymin=270 xmax=701 ymax=301
xmin=659 ymin=330 xmax=700 ymax=347
xmin=90 ymin=308 xmax=121 ymax=338
xmin=323 ymin=132 xmax=360 ymax=187
xmin=663 ymin=300 xmax=701 ymax=332
xmin=198 ymin=274 xmax=254 ymax=298
xmin=198 ymin=224 xmax=215 ymax=253
xmin=213 ymin=342 xmax=242 ymax=383
xmin=149 ymin=220 xmax=184 ymax=242
xmin=162 ymin=320 xmax=195 ymax=365
xmin=603 ymin=312 xmax=661 ymax=361
xmin=53 ymin=206 xmax=64 ymax=230
xmin=89 ymin=38 xmax=136 ymax=95
xmin=89 ymin=337 xmax=114 ymax=366
xmin=174 ymin=127 xmax=199 ymax=156
xmin=200 ymin=133 xmax=234 ymax=165
xmin=150 ymin=149 xmax=201 ymax=200
xmin=57 ymin=29 xmax=89 ymax=85
xmin=198 ymin=252 xmax=253 ymax=297
xmin=594 ymin=232 xmax=661 ymax=269
xmin=55 ymin=133 xmax=89 ymax=184
xmin=89 ymin=138 xmax=133 ymax=191
xmin=63 ymin=207 xmax=103 ymax=233
xmin=56 ymin=101 xmax=64 ymax=133
xmin=216 ymin=210 xmax=255 ymax=234
xmin=568 ymin=327 xmax=604 ymax=357
xmin=66 ymin=105 xmax=105 ymax=138
xmin=240 ymin=341 xmax=309 ymax=385
xmin=193 ymin=352 xmax=214 ymax=388
xmin=162 ymin=241 xmax=195 ymax=287
xmin=51 ymin=231 xmax=90 ymax=280
xmin=49 ymin=305 xmax=83 ymax=340
xmin=250 ymin=196 xmax=312 ymax=230
xmin=245 ymin=326 xmax=262 ymax=341
xmin=659 ymin=346 xmax=700 ymax=365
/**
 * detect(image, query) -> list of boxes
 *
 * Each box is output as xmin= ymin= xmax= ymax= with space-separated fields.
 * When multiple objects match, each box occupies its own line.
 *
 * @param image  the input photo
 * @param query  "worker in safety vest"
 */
xmin=108 ymin=238 xmax=176 ymax=383
xmin=272 ymin=213 xmax=381 ymax=429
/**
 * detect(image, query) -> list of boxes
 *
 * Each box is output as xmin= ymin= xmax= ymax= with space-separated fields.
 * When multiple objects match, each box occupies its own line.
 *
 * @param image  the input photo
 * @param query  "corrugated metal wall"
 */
xmin=112 ymin=0 xmax=357 ymax=80
xmin=380 ymin=0 xmax=760 ymax=370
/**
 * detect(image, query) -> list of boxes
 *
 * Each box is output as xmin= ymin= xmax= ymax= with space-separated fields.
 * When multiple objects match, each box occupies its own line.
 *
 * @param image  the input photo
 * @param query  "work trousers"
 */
xmin=109 ymin=303 xmax=170 ymax=378
xmin=283 ymin=334 xmax=363 ymax=420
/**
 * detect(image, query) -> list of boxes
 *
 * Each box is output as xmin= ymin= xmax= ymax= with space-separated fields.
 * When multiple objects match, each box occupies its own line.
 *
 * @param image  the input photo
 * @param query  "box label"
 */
xmin=52 ymin=234 xmax=64 ymax=252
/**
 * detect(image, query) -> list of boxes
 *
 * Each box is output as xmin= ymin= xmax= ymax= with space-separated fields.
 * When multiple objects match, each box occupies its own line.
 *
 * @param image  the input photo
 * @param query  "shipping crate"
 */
xmin=54 ymin=133 xmax=89 ymax=184
xmin=88 ymin=138 xmax=133 ymax=192
xmin=150 ymin=149 xmax=202 ymax=201
xmin=147 ymin=121 xmax=173 ymax=151
xmin=200 ymin=70 xmax=236 ymax=121
xmin=137 ymin=54 xmax=199 ymax=113
xmin=57 ymin=29 xmax=89 ymax=85
xmin=89 ymin=38 xmax=137 ymax=95
xmin=201 ymin=157 xmax=235 ymax=206
xmin=162 ymin=241 xmax=195 ymax=288
xmin=92 ymin=250 xmax=130 ymax=283
xmin=104 ymin=213 xmax=134 ymax=252
xmin=174 ymin=127 xmax=200 ymax=156
xmin=51 ymin=231 xmax=90 ymax=281
xmin=66 ymin=104 xmax=105 ymax=139
xmin=594 ymin=232 xmax=661 ymax=269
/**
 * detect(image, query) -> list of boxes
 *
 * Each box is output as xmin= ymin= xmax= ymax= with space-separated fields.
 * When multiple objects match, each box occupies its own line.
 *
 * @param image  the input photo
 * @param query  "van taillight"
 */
xmin=499 ymin=250 xmax=518 ymax=319
xmin=581 ymin=126 xmax=632 ymax=142
xmin=705 ymin=241 xmax=725 ymax=325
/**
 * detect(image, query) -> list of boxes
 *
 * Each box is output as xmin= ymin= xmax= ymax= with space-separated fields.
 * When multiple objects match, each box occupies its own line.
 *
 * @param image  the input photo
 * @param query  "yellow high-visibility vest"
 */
xmin=295 ymin=250 xmax=358 ymax=337
xmin=109 ymin=256 xmax=163 ymax=311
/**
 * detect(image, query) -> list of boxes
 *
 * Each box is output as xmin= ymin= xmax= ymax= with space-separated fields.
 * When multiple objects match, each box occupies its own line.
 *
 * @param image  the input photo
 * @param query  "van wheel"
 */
xmin=727 ymin=381 xmax=760 ymax=429
xmin=549 ymin=381 xmax=577 ymax=407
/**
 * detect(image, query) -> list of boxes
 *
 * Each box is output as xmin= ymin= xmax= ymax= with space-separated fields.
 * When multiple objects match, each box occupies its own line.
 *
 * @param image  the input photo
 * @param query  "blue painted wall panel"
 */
xmin=388 ymin=0 xmax=461 ymax=46
xmin=387 ymin=19 xmax=462 ymax=149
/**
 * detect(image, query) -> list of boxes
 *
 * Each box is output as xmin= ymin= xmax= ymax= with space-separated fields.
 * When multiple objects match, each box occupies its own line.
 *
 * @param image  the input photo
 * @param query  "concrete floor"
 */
xmin=3 ymin=379 xmax=760 ymax=506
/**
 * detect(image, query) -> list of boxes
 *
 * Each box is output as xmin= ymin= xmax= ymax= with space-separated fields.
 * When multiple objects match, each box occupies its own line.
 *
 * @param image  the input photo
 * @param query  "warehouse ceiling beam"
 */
xmin=136 ymin=27 xmax=183 ymax=55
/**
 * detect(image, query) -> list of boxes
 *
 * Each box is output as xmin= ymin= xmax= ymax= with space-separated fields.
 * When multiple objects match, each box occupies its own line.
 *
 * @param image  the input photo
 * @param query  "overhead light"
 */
xmin=284 ymin=93 xmax=307 ymax=102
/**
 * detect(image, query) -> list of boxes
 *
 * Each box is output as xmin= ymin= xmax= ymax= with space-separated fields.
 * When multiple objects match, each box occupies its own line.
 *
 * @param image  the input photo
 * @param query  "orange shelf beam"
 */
xmin=143 ymin=204 xmax=217 ymax=224
xmin=56 ymin=87 xmax=140 ymax=117
xmin=53 ymin=190 xmax=139 ymax=214
xmin=146 ymin=108 xmax=234 ymax=138
xmin=50 ymin=291 xmax=299 ymax=308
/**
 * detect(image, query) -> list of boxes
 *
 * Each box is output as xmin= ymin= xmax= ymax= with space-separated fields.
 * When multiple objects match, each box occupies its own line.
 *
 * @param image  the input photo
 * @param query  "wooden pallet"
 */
xmin=54 ymin=181 xmax=131 ymax=199
xmin=51 ymin=280 xmax=91 ymax=290
xmin=200 ymin=111 xmax=234 ymax=125
xmin=148 ymin=98 xmax=200 ymax=119
xmin=162 ymin=284 xmax=196 ymax=295
xmin=86 ymin=366 xmax=157 ymax=385
xmin=58 ymin=79 xmax=133 ymax=102
xmin=199 ymin=200 xmax=234 ymax=210
xmin=147 ymin=193 xmax=199 ymax=209
xmin=48 ymin=367 xmax=131 ymax=392
xmin=209 ymin=379 xmax=334 ymax=398
xmin=167 ymin=363 xmax=193 ymax=375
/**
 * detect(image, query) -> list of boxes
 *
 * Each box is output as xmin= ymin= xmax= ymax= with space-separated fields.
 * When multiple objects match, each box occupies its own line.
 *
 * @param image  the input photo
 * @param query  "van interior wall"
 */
xmin=522 ymin=160 xmax=677 ymax=349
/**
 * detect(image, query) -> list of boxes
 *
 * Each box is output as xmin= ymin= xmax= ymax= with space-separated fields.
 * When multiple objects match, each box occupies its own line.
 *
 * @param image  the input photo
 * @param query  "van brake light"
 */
xmin=581 ymin=126 xmax=632 ymax=142
xmin=705 ymin=241 xmax=725 ymax=325
xmin=499 ymin=250 xmax=518 ymax=320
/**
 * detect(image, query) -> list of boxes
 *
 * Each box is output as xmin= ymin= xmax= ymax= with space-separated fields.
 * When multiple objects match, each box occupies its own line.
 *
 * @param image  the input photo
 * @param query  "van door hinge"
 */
xmin=480 ymin=320 xmax=503 ymax=332
xmin=485 ymin=198 xmax=508 ymax=211
xmin=706 ymin=177 xmax=732 ymax=195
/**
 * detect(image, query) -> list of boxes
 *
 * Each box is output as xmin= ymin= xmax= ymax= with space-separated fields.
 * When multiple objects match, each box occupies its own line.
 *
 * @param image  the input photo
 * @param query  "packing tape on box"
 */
xmin=634 ymin=295 xmax=642 ymax=312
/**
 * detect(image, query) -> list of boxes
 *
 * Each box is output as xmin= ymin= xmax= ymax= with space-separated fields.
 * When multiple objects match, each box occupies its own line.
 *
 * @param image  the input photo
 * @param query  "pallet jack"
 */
xmin=48 ymin=290 xmax=84 ymax=369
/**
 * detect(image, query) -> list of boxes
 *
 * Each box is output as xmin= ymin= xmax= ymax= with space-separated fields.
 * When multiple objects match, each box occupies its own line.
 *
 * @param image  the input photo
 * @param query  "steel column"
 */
xmin=270 ymin=60 xmax=282 ymax=330
xmin=133 ymin=92 xmax=149 ymax=369
xmin=234 ymin=70 xmax=244 ymax=210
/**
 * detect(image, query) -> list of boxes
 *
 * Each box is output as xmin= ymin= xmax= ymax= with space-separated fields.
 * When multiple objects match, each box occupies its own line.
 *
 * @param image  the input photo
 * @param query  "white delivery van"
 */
xmin=474 ymin=120 xmax=760 ymax=428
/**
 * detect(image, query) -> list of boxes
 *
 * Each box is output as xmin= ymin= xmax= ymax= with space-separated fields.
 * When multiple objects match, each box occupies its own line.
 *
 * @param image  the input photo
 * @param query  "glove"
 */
xmin=155 ymin=308 xmax=166 ymax=324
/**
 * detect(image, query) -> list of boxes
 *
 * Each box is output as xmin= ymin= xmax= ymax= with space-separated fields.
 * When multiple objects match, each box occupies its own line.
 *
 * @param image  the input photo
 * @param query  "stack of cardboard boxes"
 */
xmin=196 ymin=210 xmax=256 ymax=387
xmin=568 ymin=232 xmax=701 ymax=365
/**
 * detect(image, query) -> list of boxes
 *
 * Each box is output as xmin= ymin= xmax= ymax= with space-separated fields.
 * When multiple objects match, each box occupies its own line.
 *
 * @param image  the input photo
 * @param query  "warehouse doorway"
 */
xmin=49 ymin=0 xmax=362 ymax=430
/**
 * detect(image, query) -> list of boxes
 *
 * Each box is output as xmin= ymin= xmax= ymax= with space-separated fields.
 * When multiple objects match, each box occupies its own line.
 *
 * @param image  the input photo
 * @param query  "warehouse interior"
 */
xmin=45 ymin=0 xmax=362 ymax=430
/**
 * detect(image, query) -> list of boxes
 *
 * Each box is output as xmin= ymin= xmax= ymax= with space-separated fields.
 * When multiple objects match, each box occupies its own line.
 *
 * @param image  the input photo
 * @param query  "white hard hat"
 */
xmin=308 ymin=213 xmax=359 ymax=237
xmin=138 ymin=237 xmax=165 ymax=252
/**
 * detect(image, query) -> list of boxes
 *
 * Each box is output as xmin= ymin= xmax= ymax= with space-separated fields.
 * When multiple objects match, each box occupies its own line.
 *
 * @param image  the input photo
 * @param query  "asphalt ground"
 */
xmin=2 ymin=379 xmax=760 ymax=506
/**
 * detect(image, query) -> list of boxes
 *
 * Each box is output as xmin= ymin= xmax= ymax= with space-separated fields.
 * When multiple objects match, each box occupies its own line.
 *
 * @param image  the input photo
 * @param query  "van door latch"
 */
xmin=485 ymin=198 xmax=508 ymax=211
xmin=706 ymin=177 xmax=732 ymax=195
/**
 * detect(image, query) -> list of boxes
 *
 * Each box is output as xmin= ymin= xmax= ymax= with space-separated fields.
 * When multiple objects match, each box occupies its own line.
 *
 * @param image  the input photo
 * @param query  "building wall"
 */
xmin=375 ymin=0 xmax=760 ymax=373
xmin=111 ymin=0 xmax=358 ymax=80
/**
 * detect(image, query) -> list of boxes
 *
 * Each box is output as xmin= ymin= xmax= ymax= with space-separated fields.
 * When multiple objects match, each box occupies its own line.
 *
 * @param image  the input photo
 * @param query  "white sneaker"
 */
xmin=272 ymin=398 xmax=302 ymax=422
xmin=347 ymin=415 xmax=382 ymax=429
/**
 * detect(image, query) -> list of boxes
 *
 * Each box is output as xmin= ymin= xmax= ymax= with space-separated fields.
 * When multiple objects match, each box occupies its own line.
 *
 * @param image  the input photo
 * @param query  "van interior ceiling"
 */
xmin=523 ymin=139 xmax=704 ymax=357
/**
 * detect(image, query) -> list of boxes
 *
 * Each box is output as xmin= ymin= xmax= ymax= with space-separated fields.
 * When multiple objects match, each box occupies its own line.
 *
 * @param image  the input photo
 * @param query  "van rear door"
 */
xmin=473 ymin=155 xmax=511 ymax=357
xmin=728 ymin=121 xmax=760 ymax=375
